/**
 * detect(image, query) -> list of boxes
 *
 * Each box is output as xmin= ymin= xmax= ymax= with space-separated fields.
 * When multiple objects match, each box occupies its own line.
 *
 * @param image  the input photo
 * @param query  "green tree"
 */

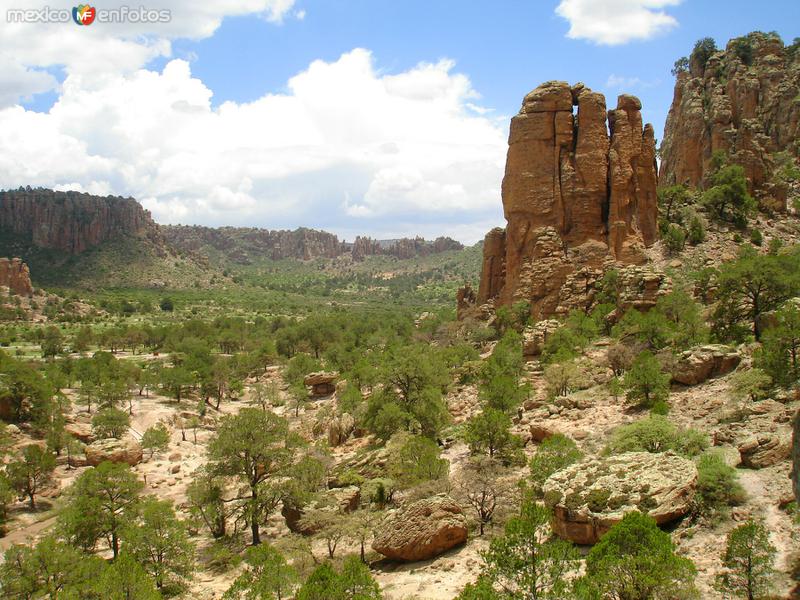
xmin=529 ymin=434 xmax=583 ymax=497
xmin=456 ymin=457 xmax=514 ymax=535
xmin=712 ymin=248 xmax=799 ymax=341
xmin=702 ymin=164 xmax=756 ymax=227
xmin=691 ymin=37 xmax=718 ymax=70
xmin=577 ymin=511 xmax=698 ymax=599
xmin=464 ymin=408 xmax=524 ymax=464
xmin=339 ymin=555 xmax=382 ymax=600
xmin=123 ymin=497 xmax=195 ymax=591
xmin=224 ymin=543 xmax=298 ymax=600
xmin=142 ymin=422 xmax=170 ymax=459
xmin=7 ymin=444 xmax=56 ymax=509
xmin=91 ymin=407 xmax=131 ymax=439
xmin=0 ymin=535 xmax=105 ymax=599
xmin=716 ymin=519 xmax=776 ymax=600
xmin=730 ymin=368 xmax=772 ymax=403
xmin=89 ymin=552 xmax=162 ymax=600
xmin=296 ymin=563 xmax=341 ymax=600
xmin=478 ymin=498 xmax=579 ymax=599
xmin=385 ymin=432 xmax=449 ymax=491
xmin=207 ymin=408 xmax=296 ymax=545
xmin=623 ymin=351 xmax=670 ymax=410
xmin=59 ymin=461 xmax=143 ymax=557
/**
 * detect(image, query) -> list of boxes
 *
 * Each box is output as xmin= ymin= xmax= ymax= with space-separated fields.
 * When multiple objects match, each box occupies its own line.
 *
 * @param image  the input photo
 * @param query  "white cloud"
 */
xmin=555 ymin=0 xmax=682 ymax=45
xmin=0 ymin=0 xmax=298 ymax=106
xmin=0 ymin=49 xmax=506 ymax=241
xmin=605 ymin=74 xmax=661 ymax=89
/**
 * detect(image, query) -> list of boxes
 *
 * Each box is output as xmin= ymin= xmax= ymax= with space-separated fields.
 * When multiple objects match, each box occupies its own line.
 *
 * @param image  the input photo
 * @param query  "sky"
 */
xmin=0 ymin=0 xmax=797 ymax=243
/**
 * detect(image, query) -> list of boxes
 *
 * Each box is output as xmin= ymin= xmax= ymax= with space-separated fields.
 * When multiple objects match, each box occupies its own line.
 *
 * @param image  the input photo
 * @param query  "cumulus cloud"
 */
xmin=605 ymin=74 xmax=661 ymax=89
xmin=555 ymin=0 xmax=682 ymax=45
xmin=0 ymin=0 xmax=299 ymax=106
xmin=0 ymin=49 xmax=506 ymax=242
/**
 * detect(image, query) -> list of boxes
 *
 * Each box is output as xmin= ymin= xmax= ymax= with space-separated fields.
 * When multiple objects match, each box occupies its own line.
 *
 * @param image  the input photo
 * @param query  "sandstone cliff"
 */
xmin=163 ymin=226 xmax=463 ymax=264
xmin=0 ymin=188 xmax=158 ymax=254
xmin=0 ymin=257 xmax=33 ymax=296
xmin=660 ymin=32 xmax=799 ymax=205
xmin=470 ymin=81 xmax=658 ymax=320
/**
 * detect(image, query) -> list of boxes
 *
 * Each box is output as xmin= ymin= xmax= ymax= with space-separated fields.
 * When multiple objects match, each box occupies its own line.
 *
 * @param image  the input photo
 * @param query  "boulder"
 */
xmin=304 ymin=371 xmax=338 ymax=397
xmin=327 ymin=413 xmax=355 ymax=446
xmin=64 ymin=421 xmax=95 ymax=443
xmin=84 ymin=437 xmax=143 ymax=466
xmin=672 ymin=345 xmax=741 ymax=385
xmin=543 ymin=451 xmax=697 ymax=545
xmin=0 ymin=258 xmax=33 ymax=296
xmin=372 ymin=495 xmax=468 ymax=561
xmin=522 ymin=320 xmax=561 ymax=357
xmin=738 ymin=434 xmax=791 ymax=469
xmin=529 ymin=423 xmax=560 ymax=443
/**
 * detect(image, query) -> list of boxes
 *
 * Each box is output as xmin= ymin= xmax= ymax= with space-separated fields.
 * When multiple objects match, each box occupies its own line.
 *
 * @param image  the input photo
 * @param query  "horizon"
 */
xmin=0 ymin=0 xmax=797 ymax=244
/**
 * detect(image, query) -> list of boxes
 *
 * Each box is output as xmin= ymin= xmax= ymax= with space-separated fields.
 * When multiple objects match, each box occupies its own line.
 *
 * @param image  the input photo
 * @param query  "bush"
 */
xmin=687 ymin=213 xmax=706 ymax=245
xmin=695 ymin=451 xmax=746 ymax=521
xmin=750 ymin=228 xmax=763 ymax=246
xmin=605 ymin=415 xmax=708 ymax=457
xmin=691 ymin=37 xmax=718 ymax=70
xmin=664 ymin=224 xmax=686 ymax=255
xmin=91 ymin=408 xmax=131 ymax=439
xmin=159 ymin=297 xmax=174 ymax=312
xmin=702 ymin=164 xmax=756 ymax=227
xmin=622 ymin=351 xmax=670 ymax=410
xmin=529 ymin=434 xmax=583 ymax=496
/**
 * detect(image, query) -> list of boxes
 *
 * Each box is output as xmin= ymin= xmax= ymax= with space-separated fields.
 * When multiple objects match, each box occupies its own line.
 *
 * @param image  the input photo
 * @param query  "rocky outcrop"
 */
xmin=469 ymin=81 xmax=658 ymax=321
xmin=522 ymin=320 xmax=560 ymax=357
xmin=671 ymin=345 xmax=741 ymax=385
xmin=304 ymin=371 xmax=338 ymax=397
xmin=282 ymin=486 xmax=361 ymax=535
xmin=163 ymin=225 xmax=462 ymax=264
xmin=0 ymin=258 xmax=33 ymax=296
xmin=0 ymin=188 xmax=157 ymax=254
xmin=738 ymin=434 xmax=791 ymax=469
xmin=84 ymin=437 xmax=143 ymax=466
xmin=372 ymin=495 xmax=468 ymax=561
xmin=351 ymin=235 xmax=463 ymax=261
xmin=660 ymin=32 xmax=800 ymax=206
xmin=543 ymin=451 xmax=697 ymax=545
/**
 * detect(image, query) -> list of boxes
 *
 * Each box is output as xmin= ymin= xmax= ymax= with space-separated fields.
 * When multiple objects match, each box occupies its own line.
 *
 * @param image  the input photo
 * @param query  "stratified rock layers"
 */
xmin=475 ymin=81 xmax=658 ymax=320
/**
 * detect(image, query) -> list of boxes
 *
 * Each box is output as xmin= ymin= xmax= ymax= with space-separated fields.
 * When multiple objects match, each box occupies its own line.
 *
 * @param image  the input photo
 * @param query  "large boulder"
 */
xmin=522 ymin=320 xmax=561 ymax=357
xmin=372 ymin=496 xmax=468 ymax=561
xmin=738 ymin=434 xmax=791 ymax=469
xmin=671 ymin=345 xmax=740 ymax=385
xmin=0 ymin=257 xmax=33 ymax=296
xmin=84 ymin=437 xmax=143 ymax=466
xmin=304 ymin=371 xmax=338 ymax=397
xmin=64 ymin=421 xmax=95 ymax=443
xmin=543 ymin=451 xmax=697 ymax=545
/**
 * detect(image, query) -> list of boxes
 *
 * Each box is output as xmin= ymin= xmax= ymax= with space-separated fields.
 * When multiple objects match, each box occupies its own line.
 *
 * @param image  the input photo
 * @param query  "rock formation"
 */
xmin=660 ymin=32 xmax=800 ymax=207
xmin=372 ymin=495 xmax=468 ymax=561
xmin=0 ymin=188 xmax=158 ymax=254
xmin=163 ymin=225 xmax=463 ymax=264
xmin=671 ymin=345 xmax=741 ymax=385
xmin=543 ymin=451 xmax=697 ymax=545
xmin=738 ymin=434 xmax=791 ymax=469
xmin=84 ymin=437 xmax=143 ymax=466
xmin=466 ymin=81 xmax=658 ymax=320
xmin=304 ymin=371 xmax=338 ymax=397
xmin=0 ymin=257 xmax=33 ymax=296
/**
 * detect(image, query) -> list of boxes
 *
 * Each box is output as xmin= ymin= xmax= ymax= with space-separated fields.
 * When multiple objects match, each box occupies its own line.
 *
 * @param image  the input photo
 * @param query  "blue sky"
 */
xmin=1 ymin=0 xmax=798 ymax=242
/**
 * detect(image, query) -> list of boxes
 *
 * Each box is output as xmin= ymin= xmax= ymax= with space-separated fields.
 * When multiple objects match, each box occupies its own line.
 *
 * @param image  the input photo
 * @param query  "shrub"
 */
xmin=91 ymin=408 xmax=131 ymax=439
xmin=750 ymin=228 xmax=763 ymax=246
xmin=664 ymin=224 xmax=686 ymax=255
xmin=687 ymin=213 xmax=706 ymax=245
xmin=717 ymin=519 xmax=776 ymax=598
xmin=695 ymin=451 xmax=746 ymax=520
xmin=529 ymin=434 xmax=583 ymax=496
xmin=622 ymin=351 xmax=670 ymax=409
xmin=605 ymin=415 xmax=708 ymax=457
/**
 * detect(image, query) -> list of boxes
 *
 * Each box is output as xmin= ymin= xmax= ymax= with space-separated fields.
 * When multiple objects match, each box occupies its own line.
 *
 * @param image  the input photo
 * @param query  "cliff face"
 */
xmin=350 ymin=236 xmax=463 ymax=261
xmin=164 ymin=226 xmax=463 ymax=264
xmin=472 ymin=81 xmax=658 ymax=319
xmin=0 ymin=258 xmax=33 ymax=296
xmin=0 ymin=188 xmax=157 ymax=254
xmin=660 ymin=32 xmax=800 ymax=204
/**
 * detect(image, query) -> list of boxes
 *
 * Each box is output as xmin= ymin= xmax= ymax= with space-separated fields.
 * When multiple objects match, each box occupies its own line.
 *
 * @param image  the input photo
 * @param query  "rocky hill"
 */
xmin=460 ymin=81 xmax=658 ymax=321
xmin=0 ymin=187 xmax=160 ymax=254
xmin=660 ymin=32 xmax=799 ymax=205
xmin=163 ymin=225 xmax=463 ymax=264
